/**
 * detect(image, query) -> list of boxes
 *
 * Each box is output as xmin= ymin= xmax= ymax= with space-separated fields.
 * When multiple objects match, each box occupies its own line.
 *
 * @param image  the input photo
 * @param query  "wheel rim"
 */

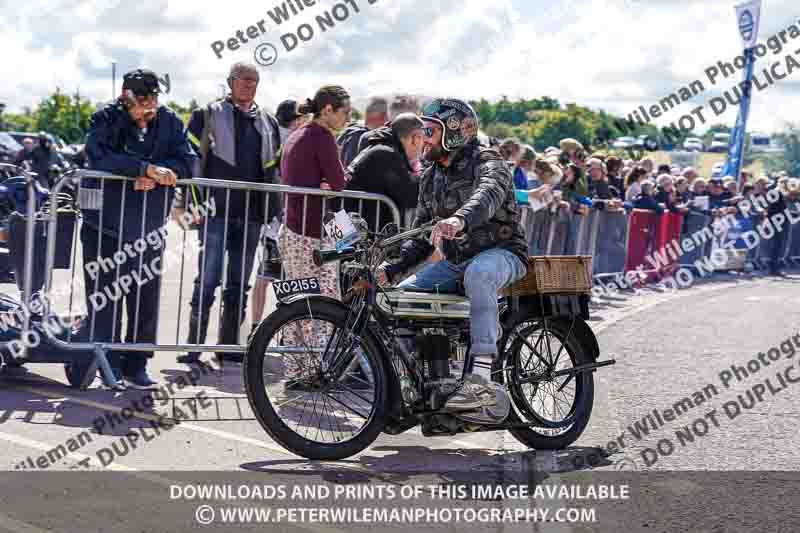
xmin=503 ymin=321 xmax=582 ymax=430
xmin=258 ymin=314 xmax=379 ymax=446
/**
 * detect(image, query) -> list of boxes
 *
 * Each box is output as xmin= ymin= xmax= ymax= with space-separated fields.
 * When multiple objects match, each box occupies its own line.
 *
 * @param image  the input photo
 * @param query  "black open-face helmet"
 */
xmin=420 ymin=98 xmax=480 ymax=152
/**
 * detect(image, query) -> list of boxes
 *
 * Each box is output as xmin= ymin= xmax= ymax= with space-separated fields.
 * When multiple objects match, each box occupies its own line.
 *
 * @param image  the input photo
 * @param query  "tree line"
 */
xmin=0 ymin=90 xmax=792 ymax=174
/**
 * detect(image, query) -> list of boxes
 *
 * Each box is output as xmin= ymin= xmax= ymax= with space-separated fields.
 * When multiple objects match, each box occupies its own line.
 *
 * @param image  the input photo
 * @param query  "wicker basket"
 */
xmin=501 ymin=256 xmax=592 ymax=297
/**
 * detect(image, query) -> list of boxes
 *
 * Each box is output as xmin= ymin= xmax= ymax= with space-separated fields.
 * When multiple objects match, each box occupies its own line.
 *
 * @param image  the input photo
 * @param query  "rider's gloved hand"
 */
xmin=430 ymin=216 xmax=465 ymax=249
xmin=376 ymin=262 xmax=392 ymax=286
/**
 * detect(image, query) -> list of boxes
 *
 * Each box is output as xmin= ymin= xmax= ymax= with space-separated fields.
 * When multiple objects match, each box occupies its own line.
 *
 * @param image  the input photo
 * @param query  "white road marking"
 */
xmin=0 ymin=429 xmax=132 ymax=471
xmin=0 ymin=429 xmax=345 ymax=533
xmin=13 ymin=385 xmax=295 ymax=458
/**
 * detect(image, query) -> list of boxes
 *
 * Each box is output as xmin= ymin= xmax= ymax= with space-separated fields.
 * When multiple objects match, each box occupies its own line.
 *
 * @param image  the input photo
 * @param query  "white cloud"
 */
xmin=0 ymin=0 xmax=798 ymax=134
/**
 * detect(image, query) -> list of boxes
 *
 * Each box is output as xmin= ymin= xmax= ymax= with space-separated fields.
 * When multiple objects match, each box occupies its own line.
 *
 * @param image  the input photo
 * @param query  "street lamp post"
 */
xmin=112 ymin=60 xmax=117 ymax=98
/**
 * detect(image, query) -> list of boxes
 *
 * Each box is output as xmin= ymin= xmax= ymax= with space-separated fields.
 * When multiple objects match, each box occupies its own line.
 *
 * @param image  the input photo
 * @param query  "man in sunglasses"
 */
xmin=378 ymin=98 xmax=528 ymax=423
xmin=83 ymin=68 xmax=195 ymax=390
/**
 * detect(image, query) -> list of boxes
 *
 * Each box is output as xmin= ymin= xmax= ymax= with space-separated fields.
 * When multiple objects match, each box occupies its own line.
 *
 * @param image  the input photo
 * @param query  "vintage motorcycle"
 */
xmin=244 ymin=219 xmax=615 ymax=460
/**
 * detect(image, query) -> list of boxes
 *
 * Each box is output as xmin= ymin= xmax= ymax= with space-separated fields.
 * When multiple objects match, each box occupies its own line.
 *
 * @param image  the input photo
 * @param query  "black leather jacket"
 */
xmin=386 ymin=139 xmax=527 ymax=279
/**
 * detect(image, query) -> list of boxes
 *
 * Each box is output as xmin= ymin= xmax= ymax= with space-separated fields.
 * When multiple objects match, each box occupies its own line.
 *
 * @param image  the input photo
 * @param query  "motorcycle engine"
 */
xmin=417 ymin=332 xmax=451 ymax=382
xmin=416 ymin=330 xmax=465 ymax=410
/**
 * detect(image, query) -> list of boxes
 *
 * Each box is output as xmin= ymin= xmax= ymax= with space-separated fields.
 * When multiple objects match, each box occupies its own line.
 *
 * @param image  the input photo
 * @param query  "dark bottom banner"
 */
xmin=0 ymin=471 xmax=797 ymax=532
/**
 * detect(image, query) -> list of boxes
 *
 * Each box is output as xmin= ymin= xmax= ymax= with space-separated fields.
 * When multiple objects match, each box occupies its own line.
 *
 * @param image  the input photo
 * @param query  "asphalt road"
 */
xmin=1 ymin=267 xmax=799 ymax=532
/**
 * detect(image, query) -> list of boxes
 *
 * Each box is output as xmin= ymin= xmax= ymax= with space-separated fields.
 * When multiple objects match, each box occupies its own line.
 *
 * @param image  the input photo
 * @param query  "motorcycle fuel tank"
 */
xmin=375 ymin=289 xmax=470 ymax=319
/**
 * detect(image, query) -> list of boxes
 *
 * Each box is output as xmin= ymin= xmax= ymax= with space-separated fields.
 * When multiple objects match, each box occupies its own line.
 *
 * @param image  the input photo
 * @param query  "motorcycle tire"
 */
xmin=494 ymin=318 xmax=594 ymax=450
xmin=244 ymin=297 xmax=388 ymax=460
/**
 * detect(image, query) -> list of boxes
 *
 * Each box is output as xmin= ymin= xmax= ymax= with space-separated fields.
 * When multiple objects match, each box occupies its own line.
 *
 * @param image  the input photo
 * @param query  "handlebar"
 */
xmin=311 ymin=220 xmax=438 ymax=268
xmin=376 ymin=221 xmax=436 ymax=249
xmin=313 ymin=247 xmax=356 ymax=267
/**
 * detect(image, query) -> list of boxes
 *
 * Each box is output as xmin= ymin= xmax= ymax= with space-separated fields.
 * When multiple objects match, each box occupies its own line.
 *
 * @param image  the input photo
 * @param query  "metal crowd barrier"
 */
xmin=753 ymin=201 xmax=800 ymax=269
xmin=677 ymin=211 xmax=713 ymax=271
xmin=9 ymin=168 xmax=800 ymax=389
xmin=519 ymin=198 xmax=800 ymax=289
xmin=592 ymin=210 xmax=628 ymax=278
xmin=520 ymin=206 xmax=629 ymax=280
xmin=789 ymin=203 xmax=800 ymax=264
xmin=10 ymin=170 xmax=400 ymax=388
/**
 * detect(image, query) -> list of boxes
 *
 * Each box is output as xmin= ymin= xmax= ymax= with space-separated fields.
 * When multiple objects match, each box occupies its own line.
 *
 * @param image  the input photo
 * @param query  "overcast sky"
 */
xmin=0 ymin=0 xmax=797 ymax=134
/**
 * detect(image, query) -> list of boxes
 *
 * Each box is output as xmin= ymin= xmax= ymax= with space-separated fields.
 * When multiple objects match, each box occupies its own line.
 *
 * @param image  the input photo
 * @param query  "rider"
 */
xmin=377 ymin=98 xmax=528 ymax=414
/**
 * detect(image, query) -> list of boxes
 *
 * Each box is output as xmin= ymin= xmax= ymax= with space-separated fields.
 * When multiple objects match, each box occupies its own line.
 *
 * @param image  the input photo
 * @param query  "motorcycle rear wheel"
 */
xmin=494 ymin=318 xmax=594 ymax=450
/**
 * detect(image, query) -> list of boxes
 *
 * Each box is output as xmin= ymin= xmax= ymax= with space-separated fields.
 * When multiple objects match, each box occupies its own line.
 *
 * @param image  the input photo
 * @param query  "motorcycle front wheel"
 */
xmin=244 ymin=298 xmax=388 ymax=460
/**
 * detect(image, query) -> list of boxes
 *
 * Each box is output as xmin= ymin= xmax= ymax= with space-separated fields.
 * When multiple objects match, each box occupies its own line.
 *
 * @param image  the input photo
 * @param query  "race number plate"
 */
xmin=273 ymin=277 xmax=321 ymax=300
xmin=324 ymin=210 xmax=361 ymax=251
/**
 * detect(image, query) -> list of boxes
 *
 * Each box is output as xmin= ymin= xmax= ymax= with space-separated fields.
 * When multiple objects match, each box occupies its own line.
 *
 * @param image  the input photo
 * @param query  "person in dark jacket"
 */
xmin=765 ymin=180 xmax=791 ymax=275
xmin=702 ymin=177 xmax=740 ymax=220
xmin=344 ymin=113 xmax=424 ymax=232
xmin=653 ymin=174 xmax=688 ymax=214
xmin=14 ymin=137 xmax=35 ymax=169
xmin=707 ymin=177 xmax=734 ymax=209
xmin=675 ymin=176 xmax=691 ymax=204
xmin=83 ymin=68 xmax=195 ymax=389
xmin=632 ymin=181 xmax=664 ymax=213
xmin=556 ymin=163 xmax=590 ymax=214
xmin=176 ymin=62 xmax=281 ymax=366
xmin=336 ymin=96 xmax=388 ymax=168
xmin=586 ymin=158 xmax=622 ymax=212
xmin=379 ymin=98 xmax=527 ymax=420
xmin=606 ymin=156 xmax=625 ymax=194
xmin=29 ymin=133 xmax=66 ymax=188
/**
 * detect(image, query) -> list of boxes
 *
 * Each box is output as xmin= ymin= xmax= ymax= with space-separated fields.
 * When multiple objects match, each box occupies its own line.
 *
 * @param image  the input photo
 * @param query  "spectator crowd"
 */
xmin=496 ymin=135 xmax=800 ymax=276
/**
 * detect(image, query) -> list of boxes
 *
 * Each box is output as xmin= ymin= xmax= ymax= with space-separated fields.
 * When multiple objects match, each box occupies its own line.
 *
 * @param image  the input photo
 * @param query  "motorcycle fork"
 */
xmin=321 ymin=280 xmax=376 ymax=382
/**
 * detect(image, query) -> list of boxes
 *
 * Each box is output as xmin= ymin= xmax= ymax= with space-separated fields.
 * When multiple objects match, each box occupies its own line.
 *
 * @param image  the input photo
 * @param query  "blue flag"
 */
xmin=717 ymin=1 xmax=762 ymax=183
xmin=717 ymin=48 xmax=755 ymax=181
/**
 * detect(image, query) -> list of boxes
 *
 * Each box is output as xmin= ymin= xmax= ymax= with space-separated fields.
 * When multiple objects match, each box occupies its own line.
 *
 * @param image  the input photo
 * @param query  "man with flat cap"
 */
xmin=83 ymin=68 xmax=195 ymax=389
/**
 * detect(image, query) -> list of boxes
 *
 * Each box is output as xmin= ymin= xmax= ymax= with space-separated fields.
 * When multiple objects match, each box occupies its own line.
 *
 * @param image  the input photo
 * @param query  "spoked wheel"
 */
xmin=244 ymin=298 xmax=388 ymax=460
xmin=494 ymin=318 xmax=594 ymax=449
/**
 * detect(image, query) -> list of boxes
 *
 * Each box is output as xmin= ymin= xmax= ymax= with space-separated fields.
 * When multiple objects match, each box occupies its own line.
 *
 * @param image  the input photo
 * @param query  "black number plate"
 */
xmin=273 ymin=277 xmax=321 ymax=300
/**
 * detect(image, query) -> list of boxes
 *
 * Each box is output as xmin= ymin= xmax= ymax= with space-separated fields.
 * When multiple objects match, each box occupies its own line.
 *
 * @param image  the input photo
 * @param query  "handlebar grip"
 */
xmin=312 ymin=247 xmax=356 ymax=267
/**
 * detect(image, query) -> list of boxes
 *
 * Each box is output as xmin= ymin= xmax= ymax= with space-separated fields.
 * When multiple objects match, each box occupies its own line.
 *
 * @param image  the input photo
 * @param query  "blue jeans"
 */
xmin=190 ymin=218 xmax=261 ymax=331
xmin=397 ymin=248 xmax=526 ymax=355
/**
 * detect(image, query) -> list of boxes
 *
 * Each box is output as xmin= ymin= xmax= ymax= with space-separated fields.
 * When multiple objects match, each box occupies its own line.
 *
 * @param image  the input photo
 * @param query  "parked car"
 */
xmin=6 ymin=131 xmax=37 ymax=147
xmin=633 ymin=135 xmax=659 ymax=151
xmin=612 ymin=136 xmax=636 ymax=149
xmin=749 ymin=133 xmax=782 ymax=154
xmin=6 ymin=131 xmax=78 ymax=162
xmin=683 ymin=137 xmax=704 ymax=152
xmin=708 ymin=132 xmax=731 ymax=153
xmin=0 ymin=132 xmax=23 ymax=165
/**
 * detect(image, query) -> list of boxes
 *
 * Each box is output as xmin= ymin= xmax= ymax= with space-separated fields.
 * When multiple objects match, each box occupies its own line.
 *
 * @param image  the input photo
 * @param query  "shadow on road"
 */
xmin=240 ymin=444 xmax=617 ymax=487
